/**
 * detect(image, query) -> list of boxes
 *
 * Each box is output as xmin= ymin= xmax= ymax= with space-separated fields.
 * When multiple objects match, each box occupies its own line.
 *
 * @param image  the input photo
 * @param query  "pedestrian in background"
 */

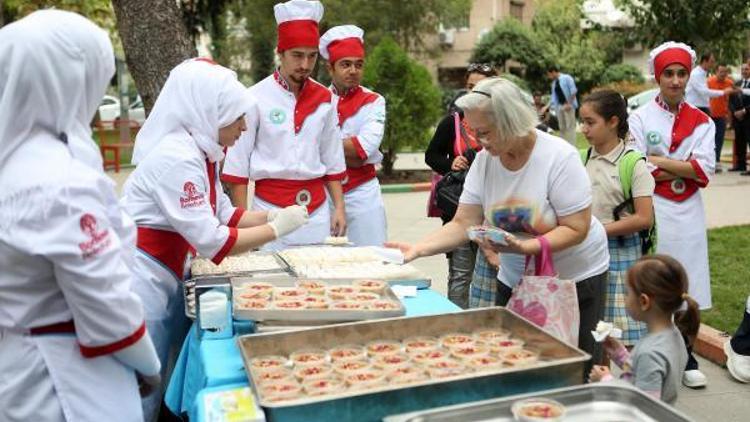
xmin=546 ymin=65 xmax=578 ymax=145
xmin=707 ymin=63 xmax=734 ymax=172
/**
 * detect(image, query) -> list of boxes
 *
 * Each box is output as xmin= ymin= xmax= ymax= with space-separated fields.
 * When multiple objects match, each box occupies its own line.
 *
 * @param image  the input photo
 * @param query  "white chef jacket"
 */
xmin=222 ymin=71 xmax=346 ymax=212
xmin=629 ymin=96 xmax=715 ymax=309
xmin=0 ymin=136 xmax=146 ymax=421
xmin=332 ymin=84 xmax=388 ymax=246
xmin=122 ymin=134 xmax=244 ymax=281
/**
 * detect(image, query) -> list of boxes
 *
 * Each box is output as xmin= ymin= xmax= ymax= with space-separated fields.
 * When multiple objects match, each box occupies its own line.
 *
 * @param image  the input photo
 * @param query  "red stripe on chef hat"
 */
xmin=653 ymin=48 xmax=693 ymax=81
xmin=326 ymin=37 xmax=365 ymax=64
xmin=277 ymin=20 xmax=320 ymax=51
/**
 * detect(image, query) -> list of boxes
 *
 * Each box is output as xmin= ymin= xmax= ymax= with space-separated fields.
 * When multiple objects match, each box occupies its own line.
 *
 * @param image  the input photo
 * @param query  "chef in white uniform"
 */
xmin=222 ymin=0 xmax=347 ymax=251
xmin=628 ymin=41 xmax=716 ymax=389
xmin=320 ymin=25 xmax=388 ymax=246
xmin=122 ymin=58 xmax=308 ymax=419
xmin=0 ymin=10 xmax=161 ymax=421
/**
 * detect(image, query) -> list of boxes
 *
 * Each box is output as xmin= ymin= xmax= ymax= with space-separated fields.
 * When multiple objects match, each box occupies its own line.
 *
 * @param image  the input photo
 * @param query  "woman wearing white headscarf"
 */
xmin=0 ymin=10 xmax=160 ymax=421
xmin=121 ymin=58 xmax=308 ymax=419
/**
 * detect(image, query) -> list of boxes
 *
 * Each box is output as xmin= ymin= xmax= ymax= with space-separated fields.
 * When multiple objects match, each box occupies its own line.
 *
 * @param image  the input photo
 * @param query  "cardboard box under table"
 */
xmin=238 ymin=307 xmax=589 ymax=422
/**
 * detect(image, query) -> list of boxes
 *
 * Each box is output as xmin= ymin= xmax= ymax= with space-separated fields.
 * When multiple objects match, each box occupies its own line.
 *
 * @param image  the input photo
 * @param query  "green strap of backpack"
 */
xmin=580 ymin=147 xmax=657 ymax=255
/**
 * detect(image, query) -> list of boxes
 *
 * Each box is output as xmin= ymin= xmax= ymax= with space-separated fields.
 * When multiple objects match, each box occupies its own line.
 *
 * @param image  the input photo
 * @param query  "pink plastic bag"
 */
xmin=507 ymin=236 xmax=580 ymax=345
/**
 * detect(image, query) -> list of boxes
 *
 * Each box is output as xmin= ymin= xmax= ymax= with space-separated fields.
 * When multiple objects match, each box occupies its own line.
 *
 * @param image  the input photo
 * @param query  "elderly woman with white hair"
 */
xmin=390 ymin=77 xmax=610 ymax=374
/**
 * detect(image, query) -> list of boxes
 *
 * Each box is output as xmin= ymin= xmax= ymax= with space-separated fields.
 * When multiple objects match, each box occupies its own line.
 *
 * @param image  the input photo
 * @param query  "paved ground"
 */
xmin=107 ymin=155 xmax=750 ymax=421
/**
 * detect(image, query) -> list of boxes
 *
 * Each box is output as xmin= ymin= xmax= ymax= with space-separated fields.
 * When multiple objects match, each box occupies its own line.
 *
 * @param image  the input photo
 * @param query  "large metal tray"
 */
xmin=275 ymin=248 xmax=432 ymax=289
xmin=184 ymin=270 xmax=289 ymax=319
xmin=383 ymin=382 xmax=694 ymax=422
xmin=189 ymin=251 xmax=292 ymax=279
xmin=237 ymin=307 xmax=589 ymax=422
xmin=231 ymin=276 xmax=406 ymax=322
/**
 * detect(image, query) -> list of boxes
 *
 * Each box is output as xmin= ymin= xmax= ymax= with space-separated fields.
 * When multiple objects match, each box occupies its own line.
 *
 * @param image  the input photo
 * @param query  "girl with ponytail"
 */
xmin=579 ymin=89 xmax=656 ymax=349
xmin=589 ymin=254 xmax=700 ymax=405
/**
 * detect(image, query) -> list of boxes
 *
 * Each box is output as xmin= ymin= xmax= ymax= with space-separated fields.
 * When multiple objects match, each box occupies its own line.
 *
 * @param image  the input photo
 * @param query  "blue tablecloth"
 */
xmin=165 ymin=288 xmax=460 ymax=420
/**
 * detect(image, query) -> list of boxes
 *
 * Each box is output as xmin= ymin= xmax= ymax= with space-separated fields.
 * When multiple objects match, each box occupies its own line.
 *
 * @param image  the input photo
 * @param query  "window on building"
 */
xmin=510 ymin=0 xmax=524 ymax=21
xmin=443 ymin=9 xmax=470 ymax=30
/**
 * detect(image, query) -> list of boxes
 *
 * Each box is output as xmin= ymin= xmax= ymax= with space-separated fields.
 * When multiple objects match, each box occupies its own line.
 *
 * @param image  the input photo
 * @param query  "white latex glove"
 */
xmin=266 ymin=208 xmax=279 ymax=222
xmin=268 ymin=205 xmax=308 ymax=238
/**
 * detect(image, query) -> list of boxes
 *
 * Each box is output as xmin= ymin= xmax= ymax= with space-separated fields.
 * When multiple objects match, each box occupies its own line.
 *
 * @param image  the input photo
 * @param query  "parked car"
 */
xmin=115 ymin=96 xmax=145 ymax=126
xmin=98 ymin=95 xmax=120 ymax=123
xmin=627 ymin=88 xmax=658 ymax=112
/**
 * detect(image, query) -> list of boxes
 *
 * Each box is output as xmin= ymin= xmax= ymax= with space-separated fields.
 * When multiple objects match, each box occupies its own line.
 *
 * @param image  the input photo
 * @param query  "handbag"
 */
xmin=435 ymin=112 xmax=477 ymax=220
xmin=507 ymin=236 xmax=580 ymax=345
xmin=427 ymin=172 xmax=443 ymax=217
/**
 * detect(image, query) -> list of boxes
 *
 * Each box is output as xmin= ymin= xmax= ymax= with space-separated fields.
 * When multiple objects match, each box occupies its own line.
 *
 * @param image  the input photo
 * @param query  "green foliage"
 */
xmin=471 ymin=18 xmax=551 ymax=90
xmin=617 ymin=0 xmax=750 ymax=62
xmin=2 ymin=0 xmax=122 ymax=53
xmin=702 ymin=225 xmax=750 ymax=334
xmin=601 ymin=64 xmax=645 ymax=85
xmin=363 ymin=37 xmax=441 ymax=174
xmin=321 ymin=0 xmax=471 ymax=52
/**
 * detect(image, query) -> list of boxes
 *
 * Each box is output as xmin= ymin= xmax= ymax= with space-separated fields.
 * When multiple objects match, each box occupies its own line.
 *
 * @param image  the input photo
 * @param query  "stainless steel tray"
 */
xmin=384 ymin=382 xmax=694 ymax=422
xmin=231 ymin=276 xmax=406 ymax=323
xmin=275 ymin=246 xmax=432 ymax=289
xmin=189 ymin=251 xmax=292 ymax=279
xmin=184 ymin=270 xmax=290 ymax=319
xmin=237 ymin=307 xmax=589 ymax=422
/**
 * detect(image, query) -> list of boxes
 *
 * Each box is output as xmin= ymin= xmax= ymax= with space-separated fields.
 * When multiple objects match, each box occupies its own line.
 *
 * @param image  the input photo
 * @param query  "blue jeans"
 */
xmin=713 ymin=117 xmax=727 ymax=163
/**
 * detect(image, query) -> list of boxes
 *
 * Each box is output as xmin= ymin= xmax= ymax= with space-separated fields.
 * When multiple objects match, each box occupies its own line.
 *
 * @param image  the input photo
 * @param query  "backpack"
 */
xmin=580 ymin=147 xmax=657 ymax=255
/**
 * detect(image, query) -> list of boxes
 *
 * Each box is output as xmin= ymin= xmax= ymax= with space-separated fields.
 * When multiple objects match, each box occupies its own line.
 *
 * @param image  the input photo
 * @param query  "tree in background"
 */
xmin=364 ymin=37 xmax=441 ymax=175
xmin=618 ymin=0 xmax=750 ymax=62
xmin=112 ymin=0 xmax=196 ymax=113
xmin=471 ymin=18 xmax=551 ymax=89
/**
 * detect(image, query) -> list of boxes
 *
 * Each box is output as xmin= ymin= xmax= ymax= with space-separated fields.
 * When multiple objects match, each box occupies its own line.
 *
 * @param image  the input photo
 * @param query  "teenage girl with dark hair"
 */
xmin=580 ymin=89 xmax=655 ymax=348
xmin=590 ymin=255 xmax=701 ymax=405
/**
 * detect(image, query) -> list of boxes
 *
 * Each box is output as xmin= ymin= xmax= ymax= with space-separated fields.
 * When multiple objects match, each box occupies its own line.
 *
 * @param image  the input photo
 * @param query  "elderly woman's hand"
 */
xmin=478 ymin=235 xmax=541 ymax=256
xmin=384 ymin=241 xmax=421 ymax=263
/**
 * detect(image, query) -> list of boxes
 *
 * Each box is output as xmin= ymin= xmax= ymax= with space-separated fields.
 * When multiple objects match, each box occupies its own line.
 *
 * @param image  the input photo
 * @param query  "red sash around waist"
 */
xmin=343 ymin=164 xmax=376 ymax=194
xmin=654 ymin=178 xmax=699 ymax=202
xmin=137 ymin=227 xmax=191 ymax=279
xmin=254 ymin=178 xmax=326 ymax=213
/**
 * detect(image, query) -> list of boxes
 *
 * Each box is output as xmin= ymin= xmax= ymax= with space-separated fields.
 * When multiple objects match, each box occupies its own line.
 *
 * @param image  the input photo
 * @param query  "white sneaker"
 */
xmin=682 ymin=369 xmax=708 ymax=388
xmin=724 ymin=340 xmax=750 ymax=383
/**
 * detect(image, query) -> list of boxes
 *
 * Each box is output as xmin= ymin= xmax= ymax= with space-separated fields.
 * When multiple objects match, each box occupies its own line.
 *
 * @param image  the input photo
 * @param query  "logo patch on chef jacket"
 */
xmin=646 ymin=131 xmax=662 ymax=146
xmin=180 ymin=181 xmax=206 ymax=208
xmin=78 ymin=213 xmax=111 ymax=260
xmin=671 ymin=178 xmax=686 ymax=194
xmin=269 ymin=108 xmax=286 ymax=125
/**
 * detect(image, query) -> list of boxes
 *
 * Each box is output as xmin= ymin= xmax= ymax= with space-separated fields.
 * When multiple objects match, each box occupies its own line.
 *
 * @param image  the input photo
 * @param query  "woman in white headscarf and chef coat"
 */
xmin=121 ymin=58 xmax=308 ymax=419
xmin=0 ymin=10 xmax=161 ymax=422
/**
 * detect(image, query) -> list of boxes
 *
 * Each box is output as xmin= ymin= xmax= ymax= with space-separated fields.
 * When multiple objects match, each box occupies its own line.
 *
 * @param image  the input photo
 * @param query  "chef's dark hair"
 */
xmin=582 ymin=89 xmax=629 ymax=139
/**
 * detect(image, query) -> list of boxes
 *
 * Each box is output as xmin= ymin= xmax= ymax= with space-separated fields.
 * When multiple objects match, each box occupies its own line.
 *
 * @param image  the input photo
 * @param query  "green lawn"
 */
xmin=702 ymin=225 xmax=750 ymax=334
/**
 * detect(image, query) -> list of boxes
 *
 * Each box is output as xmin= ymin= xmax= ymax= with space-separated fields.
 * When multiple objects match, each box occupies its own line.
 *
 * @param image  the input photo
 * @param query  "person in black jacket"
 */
xmin=425 ymin=63 xmax=496 ymax=308
xmin=729 ymin=62 xmax=750 ymax=173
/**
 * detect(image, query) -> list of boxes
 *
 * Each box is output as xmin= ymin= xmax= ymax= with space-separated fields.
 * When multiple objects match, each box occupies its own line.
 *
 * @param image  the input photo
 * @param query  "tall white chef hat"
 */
xmin=319 ymin=25 xmax=365 ymax=64
xmin=274 ymin=0 xmax=324 ymax=52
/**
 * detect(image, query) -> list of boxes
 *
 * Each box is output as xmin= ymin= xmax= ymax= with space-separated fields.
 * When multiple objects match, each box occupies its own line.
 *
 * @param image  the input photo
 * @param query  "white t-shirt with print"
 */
xmin=460 ymin=130 xmax=609 ymax=287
